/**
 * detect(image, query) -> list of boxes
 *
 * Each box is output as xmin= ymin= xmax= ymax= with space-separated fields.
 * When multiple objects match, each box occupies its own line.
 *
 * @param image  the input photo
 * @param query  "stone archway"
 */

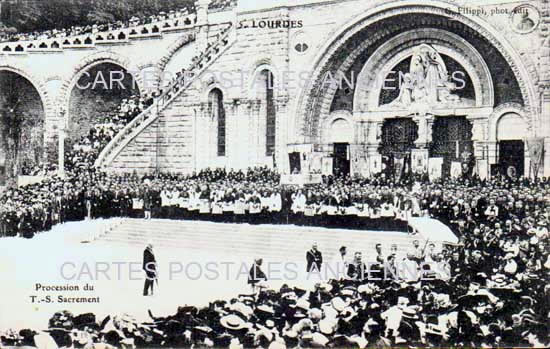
xmin=293 ymin=1 xmax=539 ymax=144
xmin=488 ymin=103 xmax=530 ymax=141
xmin=354 ymin=29 xmax=494 ymax=112
xmin=65 ymin=61 xmax=141 ymax=149
xmin=57 ymin=51 xmax=145 ymax=119
xmin=0 ymin=69 xmax=47 ymax=183
xmin=0 ymin=64 xmax=54 ymax=119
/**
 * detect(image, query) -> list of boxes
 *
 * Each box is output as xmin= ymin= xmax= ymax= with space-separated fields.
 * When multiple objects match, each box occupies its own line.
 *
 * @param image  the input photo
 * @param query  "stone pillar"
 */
xmin=58 ymin=119 xmax=66 ymax=178
xmin=251 ymin=99 xmax=262 ymax=166
xmin=196 ymin=102 xmax=210 ymax=170
xmin=275 ymin=95 xmax=289 ymax=171
xmin=542 ymin=84 xmax=550 ymax=177
xmin=230 ymin=98 xmax=243 ymax=169
xmin=413 ymin=115 xmax=431 ymax=149
xmin=245 ymin=100 xmax=256 ymax=167
xmin=195 ymin=0 xmax=210 ymax=54
xmin=468 ymin=118 xmax=487 ymax=178
xmin=364 ymin=120 xmax=383 ymax=177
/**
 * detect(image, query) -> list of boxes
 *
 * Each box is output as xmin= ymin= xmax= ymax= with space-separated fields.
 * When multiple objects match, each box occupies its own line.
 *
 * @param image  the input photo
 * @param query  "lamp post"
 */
xmin=58 ymin=109 xmax=68 ymax=178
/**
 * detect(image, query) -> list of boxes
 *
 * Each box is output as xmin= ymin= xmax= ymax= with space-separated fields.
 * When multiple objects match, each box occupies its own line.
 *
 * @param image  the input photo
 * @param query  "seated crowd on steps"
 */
xmin=0 ymin=209 xmax=549 ymax=347
xmin=0 ymin=8 xmax=195 ymax=43
xmin=65 ymin=94 xmax=154 ymax=171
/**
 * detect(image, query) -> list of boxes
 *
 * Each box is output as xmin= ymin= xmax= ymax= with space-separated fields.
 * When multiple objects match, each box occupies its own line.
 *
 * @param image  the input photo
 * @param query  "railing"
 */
xmin=1 ymin=14 xmax=198 ymax=54
xmin=95 ymin=25 xmax=235 ymax=168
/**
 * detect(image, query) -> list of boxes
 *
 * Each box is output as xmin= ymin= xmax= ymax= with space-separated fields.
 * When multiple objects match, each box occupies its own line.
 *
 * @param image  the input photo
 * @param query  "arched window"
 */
xmin=258 ymin=70 xmax=276 ymax=156
xmin=209 ymin=88 xmax=225 ymax=156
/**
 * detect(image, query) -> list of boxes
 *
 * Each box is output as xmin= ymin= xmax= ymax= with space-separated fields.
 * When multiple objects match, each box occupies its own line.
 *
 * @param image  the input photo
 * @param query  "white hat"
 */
xmin=331 ymin=297 xmax=348 ymax=312
xmin=311 ymin=333 xmax=329 ymax=346
xmin=319 ymin=319 xmax=336 ymax=335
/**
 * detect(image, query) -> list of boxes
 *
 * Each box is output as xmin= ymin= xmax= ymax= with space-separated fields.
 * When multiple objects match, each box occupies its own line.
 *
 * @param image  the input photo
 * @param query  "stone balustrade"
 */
xmin=1 ymin=15 xmax=198 ymax=54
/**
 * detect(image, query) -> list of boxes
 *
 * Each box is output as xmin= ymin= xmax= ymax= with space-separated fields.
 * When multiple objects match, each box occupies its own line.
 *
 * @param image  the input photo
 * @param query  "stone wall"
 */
xmin=3 ymin=0 xmax=549 ymax=176
xmin=101 ymin=0 xmax=550 ymax=175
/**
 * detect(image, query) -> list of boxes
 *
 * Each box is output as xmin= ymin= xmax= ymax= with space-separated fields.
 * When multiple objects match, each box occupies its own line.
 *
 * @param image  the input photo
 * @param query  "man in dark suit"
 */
xmin=248 ymin=258 xmax=267 ymax=293
xmin=143 ymin=241 xmax=157 ymax=296
xmin=306 ymin=243 xmax=323 ymax=273
xmin=347 ymin=251 xmax=367 ymax=281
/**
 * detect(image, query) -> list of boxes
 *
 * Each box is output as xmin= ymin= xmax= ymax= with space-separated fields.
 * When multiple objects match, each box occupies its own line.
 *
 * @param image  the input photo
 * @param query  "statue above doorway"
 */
xmin=383 ymin=44 xmax=473 ymax=111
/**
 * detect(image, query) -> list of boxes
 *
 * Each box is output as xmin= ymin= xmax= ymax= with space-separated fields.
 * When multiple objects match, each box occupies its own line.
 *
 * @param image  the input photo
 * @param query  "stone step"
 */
xmin=98 ymin=235 xmax=414 ymax=259
xmin=117 ymin=223 xmax=418 ymax=243
xmin=116 ymin=219 xmax=414 ymax=235
xmin=105 ymin=232 xmax=415 ymax=252
xmin=98 ymin=219 xmax=421 ymax=262
xmin=109 ymin=228 xmax=416 ymax=247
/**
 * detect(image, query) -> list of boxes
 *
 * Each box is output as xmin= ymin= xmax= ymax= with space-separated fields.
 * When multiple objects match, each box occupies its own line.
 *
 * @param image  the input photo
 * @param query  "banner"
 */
xmin=17 ymin=175 xmax=46 ymax=187
xmin=280 ymin=174 xmax=323 ymax=186
xmin=394 ymin=157 xmax=405 ymax=182
xmin=357 ymin=156 xmax=369 ymax=177
xmin=411 ymin=149 xmax=429 ymax=174
xmin=428 ymin=157 xmax=443 ymax=181
xmin=309 ymin=153 xmax=323 ymax=174
xmin=450 ymin=161 xmax=462 ymax=179
xmin=288 ymin=152 xmax=301 ymax=174
xmin=321 ymin=157 xmax=333 ymax=175
xmin=370 ymin=154 xmax=382 ymax=174
xmin=476 ymin=159 xmax=489 ymax=180
xmin=526 ymin=138 xmax=544 ymax=177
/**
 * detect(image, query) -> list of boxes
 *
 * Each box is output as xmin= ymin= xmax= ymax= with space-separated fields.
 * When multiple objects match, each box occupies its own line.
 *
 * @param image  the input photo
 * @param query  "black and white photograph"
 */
xmin=0 ymin=0 xmax=549 ymax=347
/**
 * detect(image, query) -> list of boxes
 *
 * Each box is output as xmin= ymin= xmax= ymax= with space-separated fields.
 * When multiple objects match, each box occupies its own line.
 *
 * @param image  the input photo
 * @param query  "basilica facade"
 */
xmin=1 ymin=0 xmax=549 ymax=180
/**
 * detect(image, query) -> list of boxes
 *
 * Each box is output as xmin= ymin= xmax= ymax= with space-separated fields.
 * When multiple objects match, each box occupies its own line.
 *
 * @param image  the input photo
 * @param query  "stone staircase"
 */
xmin=96 ymin=218 xmax=423 ymax=262
xmin=95 ymin=25 xmax=235 ymax=171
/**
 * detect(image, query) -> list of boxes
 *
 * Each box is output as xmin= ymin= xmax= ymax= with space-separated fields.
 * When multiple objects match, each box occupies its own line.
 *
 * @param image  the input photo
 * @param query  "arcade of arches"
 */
xmin=0 ymin=62 xmax=139 ymax=184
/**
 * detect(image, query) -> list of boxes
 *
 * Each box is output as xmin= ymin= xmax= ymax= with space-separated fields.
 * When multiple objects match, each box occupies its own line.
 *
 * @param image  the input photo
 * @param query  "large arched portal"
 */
xmin=67 ymin=62 xmax=139 ymax=151
xmin=0 ymin=70 xmax=45 ymax=185
xmin=294 ymin=4 xmax=536 ymax=179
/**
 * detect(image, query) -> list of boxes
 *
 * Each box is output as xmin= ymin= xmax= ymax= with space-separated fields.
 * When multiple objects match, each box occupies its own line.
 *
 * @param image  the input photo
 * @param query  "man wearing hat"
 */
xmin=143 ymin=241 xmax=157 ymax=296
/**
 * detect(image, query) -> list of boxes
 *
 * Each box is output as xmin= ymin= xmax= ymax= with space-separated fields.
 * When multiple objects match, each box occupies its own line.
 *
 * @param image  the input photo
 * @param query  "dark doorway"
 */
xmin=333 ymin=143 xmax=350 ymax=177
xmin=379 ymin=118 xmax=418 ymax=155
xmin=499 ymin=140 xmax=524 ymax=177
xmin=429 ymin=116 xmax=473 ymax=177
xmin=288 ymin=152 xmax=301 ymax=174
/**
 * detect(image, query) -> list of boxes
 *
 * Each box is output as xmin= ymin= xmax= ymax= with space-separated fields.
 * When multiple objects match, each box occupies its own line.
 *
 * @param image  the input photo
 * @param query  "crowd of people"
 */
xmin=1 ymin=125 xmax=549 ymax=348
xmin=0 ymin=92 xmax=153 ymax=237
xmin=0 ymin=14 xmax=235 ymax=238
xmin=2 ymin=160 xmax=549 ymax=238
xmin=0 ymin=0 xmax=240 ymax=44
xmin=0 ymin=3 xmax=548 ymax=343
xmin=0 ymin=195 xmax=548 ymax=347
xmin=0 ymin=9 xmax=195 ymax=43
xmin=65 ymin=94 xmax=153 ymax=171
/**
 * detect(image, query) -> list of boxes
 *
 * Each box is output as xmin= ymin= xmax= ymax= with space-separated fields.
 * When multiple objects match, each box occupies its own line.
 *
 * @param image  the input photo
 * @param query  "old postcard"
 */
xmin=0 ymin=0 xmax=548 ymax=348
